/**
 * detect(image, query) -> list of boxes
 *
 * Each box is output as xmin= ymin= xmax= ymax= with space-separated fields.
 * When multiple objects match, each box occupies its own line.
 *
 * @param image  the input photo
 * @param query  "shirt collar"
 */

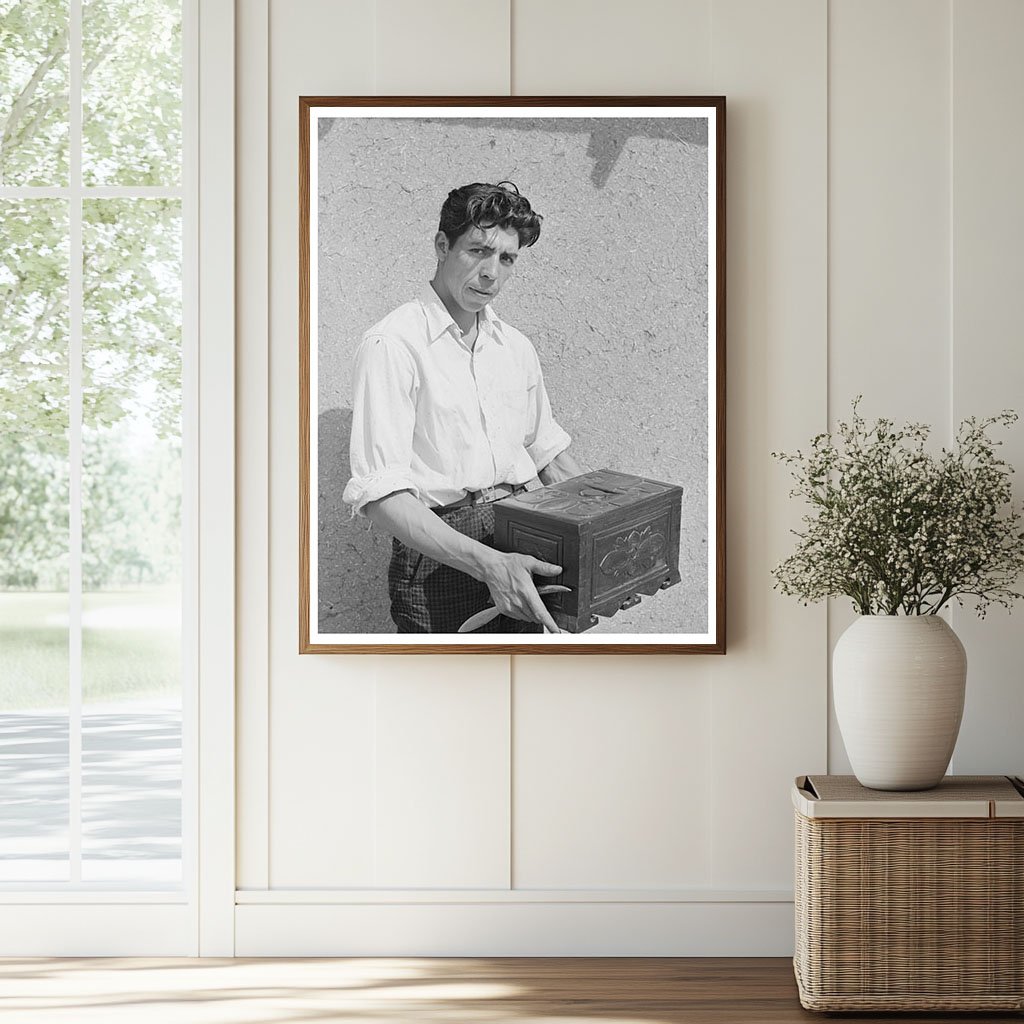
xmin=419 ymin=284 xmax=502 ymax=345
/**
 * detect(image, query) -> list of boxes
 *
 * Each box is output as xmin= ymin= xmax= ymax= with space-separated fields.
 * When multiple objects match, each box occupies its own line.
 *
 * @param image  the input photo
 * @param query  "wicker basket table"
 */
xmin=793 ymin=774 xmax=1024 ymax=1012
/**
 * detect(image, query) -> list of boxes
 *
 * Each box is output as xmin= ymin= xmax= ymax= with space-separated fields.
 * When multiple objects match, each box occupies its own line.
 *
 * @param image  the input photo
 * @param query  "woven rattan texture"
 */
xmin=806 ymin=774 xmax=1023 ymax=804
xmin=794 ymin=812 xmax=1024 ymax=1011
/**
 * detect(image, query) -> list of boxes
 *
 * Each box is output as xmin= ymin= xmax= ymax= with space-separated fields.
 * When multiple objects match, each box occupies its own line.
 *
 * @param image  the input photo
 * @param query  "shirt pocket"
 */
xmin=479 ymin=355 xmax=529 ymax=440
xmin=491 ymin=360 xmax=532 ymax=432
xmin=495 ymin=384 xmax=528 ymax=424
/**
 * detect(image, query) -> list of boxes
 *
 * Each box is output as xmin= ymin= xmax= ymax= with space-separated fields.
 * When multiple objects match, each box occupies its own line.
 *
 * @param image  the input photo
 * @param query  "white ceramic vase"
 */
xmin=833 ymin=615 xmax=967 ymax=791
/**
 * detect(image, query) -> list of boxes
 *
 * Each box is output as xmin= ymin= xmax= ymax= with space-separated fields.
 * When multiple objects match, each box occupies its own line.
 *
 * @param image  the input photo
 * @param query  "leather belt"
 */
xmin=433 ymin=480 xmax=535 ymax=514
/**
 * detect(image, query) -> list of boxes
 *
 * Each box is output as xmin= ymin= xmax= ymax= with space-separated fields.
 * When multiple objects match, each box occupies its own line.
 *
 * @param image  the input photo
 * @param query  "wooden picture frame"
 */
xmin=300 ymin=96 xmax=725 ymax=654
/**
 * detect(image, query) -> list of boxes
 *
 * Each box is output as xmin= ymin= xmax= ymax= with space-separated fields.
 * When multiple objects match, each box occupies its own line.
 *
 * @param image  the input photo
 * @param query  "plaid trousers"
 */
xmin=387 ymin=503 xmax=543 ymax=634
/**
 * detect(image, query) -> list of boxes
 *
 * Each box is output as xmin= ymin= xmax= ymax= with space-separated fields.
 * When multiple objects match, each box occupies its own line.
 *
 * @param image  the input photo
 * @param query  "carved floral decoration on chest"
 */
xmin=599 ymin=525 xmax=668 ymax=579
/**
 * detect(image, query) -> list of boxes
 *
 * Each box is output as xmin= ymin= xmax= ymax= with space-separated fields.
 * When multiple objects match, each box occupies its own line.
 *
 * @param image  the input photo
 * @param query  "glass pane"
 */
xmin=82 ymin=0 xmax=181 ymax=187
xmin=81 ymin=198 xmax=181 ymax=883
xmin=0 ymin=199 xmax=70 ymax=880
xmin=81 ymin=651 xmax=181 ymax=883
xmin=0 ymin=0 xmax=70 ymax=186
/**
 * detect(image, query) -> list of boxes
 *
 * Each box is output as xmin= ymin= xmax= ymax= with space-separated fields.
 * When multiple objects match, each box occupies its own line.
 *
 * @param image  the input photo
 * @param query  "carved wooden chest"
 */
xmin=493 ymin=469 xmax=683 ymax=633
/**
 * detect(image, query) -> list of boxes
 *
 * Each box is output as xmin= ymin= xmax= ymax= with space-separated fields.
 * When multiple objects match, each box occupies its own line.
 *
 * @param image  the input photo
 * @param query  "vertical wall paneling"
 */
xmin=827 ymin=0 xmax=951 ymax=773
xmin=828 ymin=0 xmax=950 ymax=418
xmin=365 ymin=0 xmax=517 ymax=890
xmin=512 ymin=0 xmax=712 ymax=94
xmin=512 ymin=659 xmax=713 ymax=889
xmin=266 ymin=0 xmax=377 ymax=887
xmin=270 ymin=666 xmax=378 ymax=886
xmin=375 ymin=662 xmax=511 ymax=888
xmin=708 ymin=0 xmax=828 ymax=889
xmin=236 ymin=0 xmax=270 ymax=892
xmin=509 ymin=0 xmax=720 ymax=896
xmin=950 ymin=0 xmax=1024 ymax=777
xmin=827 ymin=0 xmax=946 ymax=419
xmin=234 ymin=0 xmax=1024 ymax=954
xmin=374 ymin=0 xmax=511 ymax=94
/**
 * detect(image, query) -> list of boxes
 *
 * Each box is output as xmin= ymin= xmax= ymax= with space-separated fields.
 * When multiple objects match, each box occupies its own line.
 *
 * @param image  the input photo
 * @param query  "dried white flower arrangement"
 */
xmin=772 ymin=400 xmax=1024 ymax=616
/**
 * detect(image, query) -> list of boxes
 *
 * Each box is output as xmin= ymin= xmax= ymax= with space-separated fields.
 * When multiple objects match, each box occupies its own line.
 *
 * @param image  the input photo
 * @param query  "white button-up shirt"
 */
xmin=343 ymin=286 xmax=571 ymax=516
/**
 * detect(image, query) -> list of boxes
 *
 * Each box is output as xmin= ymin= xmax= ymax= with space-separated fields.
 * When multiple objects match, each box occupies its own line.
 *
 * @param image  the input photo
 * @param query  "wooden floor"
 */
xmin=0 ymin=957 xmax=1020 ymax=1023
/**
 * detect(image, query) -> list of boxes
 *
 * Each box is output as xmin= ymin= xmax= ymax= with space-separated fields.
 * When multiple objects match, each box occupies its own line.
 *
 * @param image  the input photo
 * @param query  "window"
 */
xmin=1 ymin=0 xmax=191 ymax=890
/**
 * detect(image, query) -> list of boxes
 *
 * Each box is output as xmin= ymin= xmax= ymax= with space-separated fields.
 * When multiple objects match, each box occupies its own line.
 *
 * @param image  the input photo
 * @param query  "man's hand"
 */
xmin=366 ymin=492 xmax=566 ymax=631
xmin=479 ymin=552 xmax=563 ymax=632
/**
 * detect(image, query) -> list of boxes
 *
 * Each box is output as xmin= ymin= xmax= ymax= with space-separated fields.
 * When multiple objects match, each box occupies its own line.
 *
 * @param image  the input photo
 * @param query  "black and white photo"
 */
xmin=299 ymin=98 xmax=725 ymax=653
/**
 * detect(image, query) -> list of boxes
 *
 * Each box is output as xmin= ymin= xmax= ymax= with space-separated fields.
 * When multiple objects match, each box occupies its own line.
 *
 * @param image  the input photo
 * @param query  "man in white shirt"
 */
xmin=343 ymin=181 xmax=581 ymax=633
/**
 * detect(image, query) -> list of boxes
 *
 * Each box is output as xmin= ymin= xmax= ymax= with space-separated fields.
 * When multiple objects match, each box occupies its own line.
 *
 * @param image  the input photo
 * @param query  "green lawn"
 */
xmin=0 ymin=589 xmax=181 ymax=710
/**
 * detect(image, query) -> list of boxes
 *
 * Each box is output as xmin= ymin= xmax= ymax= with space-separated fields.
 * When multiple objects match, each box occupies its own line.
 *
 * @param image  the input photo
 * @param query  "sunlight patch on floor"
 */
xmin=0 ymin=958 xmax=679 ymax=1024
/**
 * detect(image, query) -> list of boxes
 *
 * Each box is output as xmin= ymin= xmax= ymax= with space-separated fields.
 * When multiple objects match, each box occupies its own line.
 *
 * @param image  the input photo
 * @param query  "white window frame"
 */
xmin=195 ymin=0 xmax=236 ymax=957
xmin=0 ymin=0 xmax=234 ymax=956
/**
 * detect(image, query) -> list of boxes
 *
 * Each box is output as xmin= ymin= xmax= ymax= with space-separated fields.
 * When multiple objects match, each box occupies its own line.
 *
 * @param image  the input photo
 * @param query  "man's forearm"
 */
xmin=364 ymin=491 xmax=498 ymax=582
xmin=539 ymin=447 xmax=582 ymax=485
xmin=364 ymin=490 xmax=564 ymax=630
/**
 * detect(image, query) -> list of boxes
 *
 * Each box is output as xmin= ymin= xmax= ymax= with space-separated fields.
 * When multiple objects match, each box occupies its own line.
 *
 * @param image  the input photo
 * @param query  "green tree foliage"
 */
xmin=0 ymin=198 xmax=68 ymax=450
xmin=82 ymin=426 xmax=181 ymax=590
xmin=0 ymin=440 xmax=68 ymax=588
xmin=84 ymin=198 xmax=182 ymax=439
xmin=0 ymin=0 xmax=182 ymax=590
xmin=0 ymin=0 xmax=69 ymax=186
xmin=82 ymin=0 xmax=181 ymax=186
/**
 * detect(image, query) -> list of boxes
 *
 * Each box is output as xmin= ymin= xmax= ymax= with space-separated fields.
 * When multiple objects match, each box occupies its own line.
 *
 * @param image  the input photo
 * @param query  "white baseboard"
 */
xmin=235 ymin=899 xmax=795 ymax=956
xmin=0 ymin=904 xmax=195 ymax=956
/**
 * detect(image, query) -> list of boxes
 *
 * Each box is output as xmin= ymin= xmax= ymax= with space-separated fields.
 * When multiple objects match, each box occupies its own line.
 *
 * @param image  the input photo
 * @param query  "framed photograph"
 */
xmin=300 ymin=96 xmax=725 ymax=654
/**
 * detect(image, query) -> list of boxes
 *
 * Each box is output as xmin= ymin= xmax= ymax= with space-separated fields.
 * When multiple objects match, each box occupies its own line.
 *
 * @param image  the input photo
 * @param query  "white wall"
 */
xmin=234 ymin=0 xmax=1024 ymax=955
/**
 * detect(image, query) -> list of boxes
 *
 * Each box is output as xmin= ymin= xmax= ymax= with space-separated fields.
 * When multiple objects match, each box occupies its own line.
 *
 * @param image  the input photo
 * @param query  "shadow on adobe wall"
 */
xmin=318 ymin=407 xmax=394 ymax=634
xmin=323 ymin=116 xmax=711 ymax=189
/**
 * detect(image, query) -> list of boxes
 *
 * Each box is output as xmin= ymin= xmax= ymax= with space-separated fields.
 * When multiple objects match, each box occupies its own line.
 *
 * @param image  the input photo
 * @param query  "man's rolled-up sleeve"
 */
xmin=523 ymin=351 xmax=571 ymax=471
xmin=343 ymin=334 xmax=420 ymax=517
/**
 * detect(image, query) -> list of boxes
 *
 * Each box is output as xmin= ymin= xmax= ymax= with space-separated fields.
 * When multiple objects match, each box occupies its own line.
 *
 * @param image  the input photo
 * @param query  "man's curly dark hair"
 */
xmin=438 ymin=181 xmax=543 ymax=249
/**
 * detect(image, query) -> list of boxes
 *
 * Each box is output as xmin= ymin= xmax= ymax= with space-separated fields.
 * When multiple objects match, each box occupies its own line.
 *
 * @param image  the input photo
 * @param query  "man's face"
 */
xmin=433 ymin=224 xmax=521 ymax=317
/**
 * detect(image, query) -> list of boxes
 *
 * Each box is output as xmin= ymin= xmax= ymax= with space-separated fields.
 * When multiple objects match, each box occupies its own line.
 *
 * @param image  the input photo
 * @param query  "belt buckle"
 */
xmin=476 ymin=485 xmax=503 ymax=504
